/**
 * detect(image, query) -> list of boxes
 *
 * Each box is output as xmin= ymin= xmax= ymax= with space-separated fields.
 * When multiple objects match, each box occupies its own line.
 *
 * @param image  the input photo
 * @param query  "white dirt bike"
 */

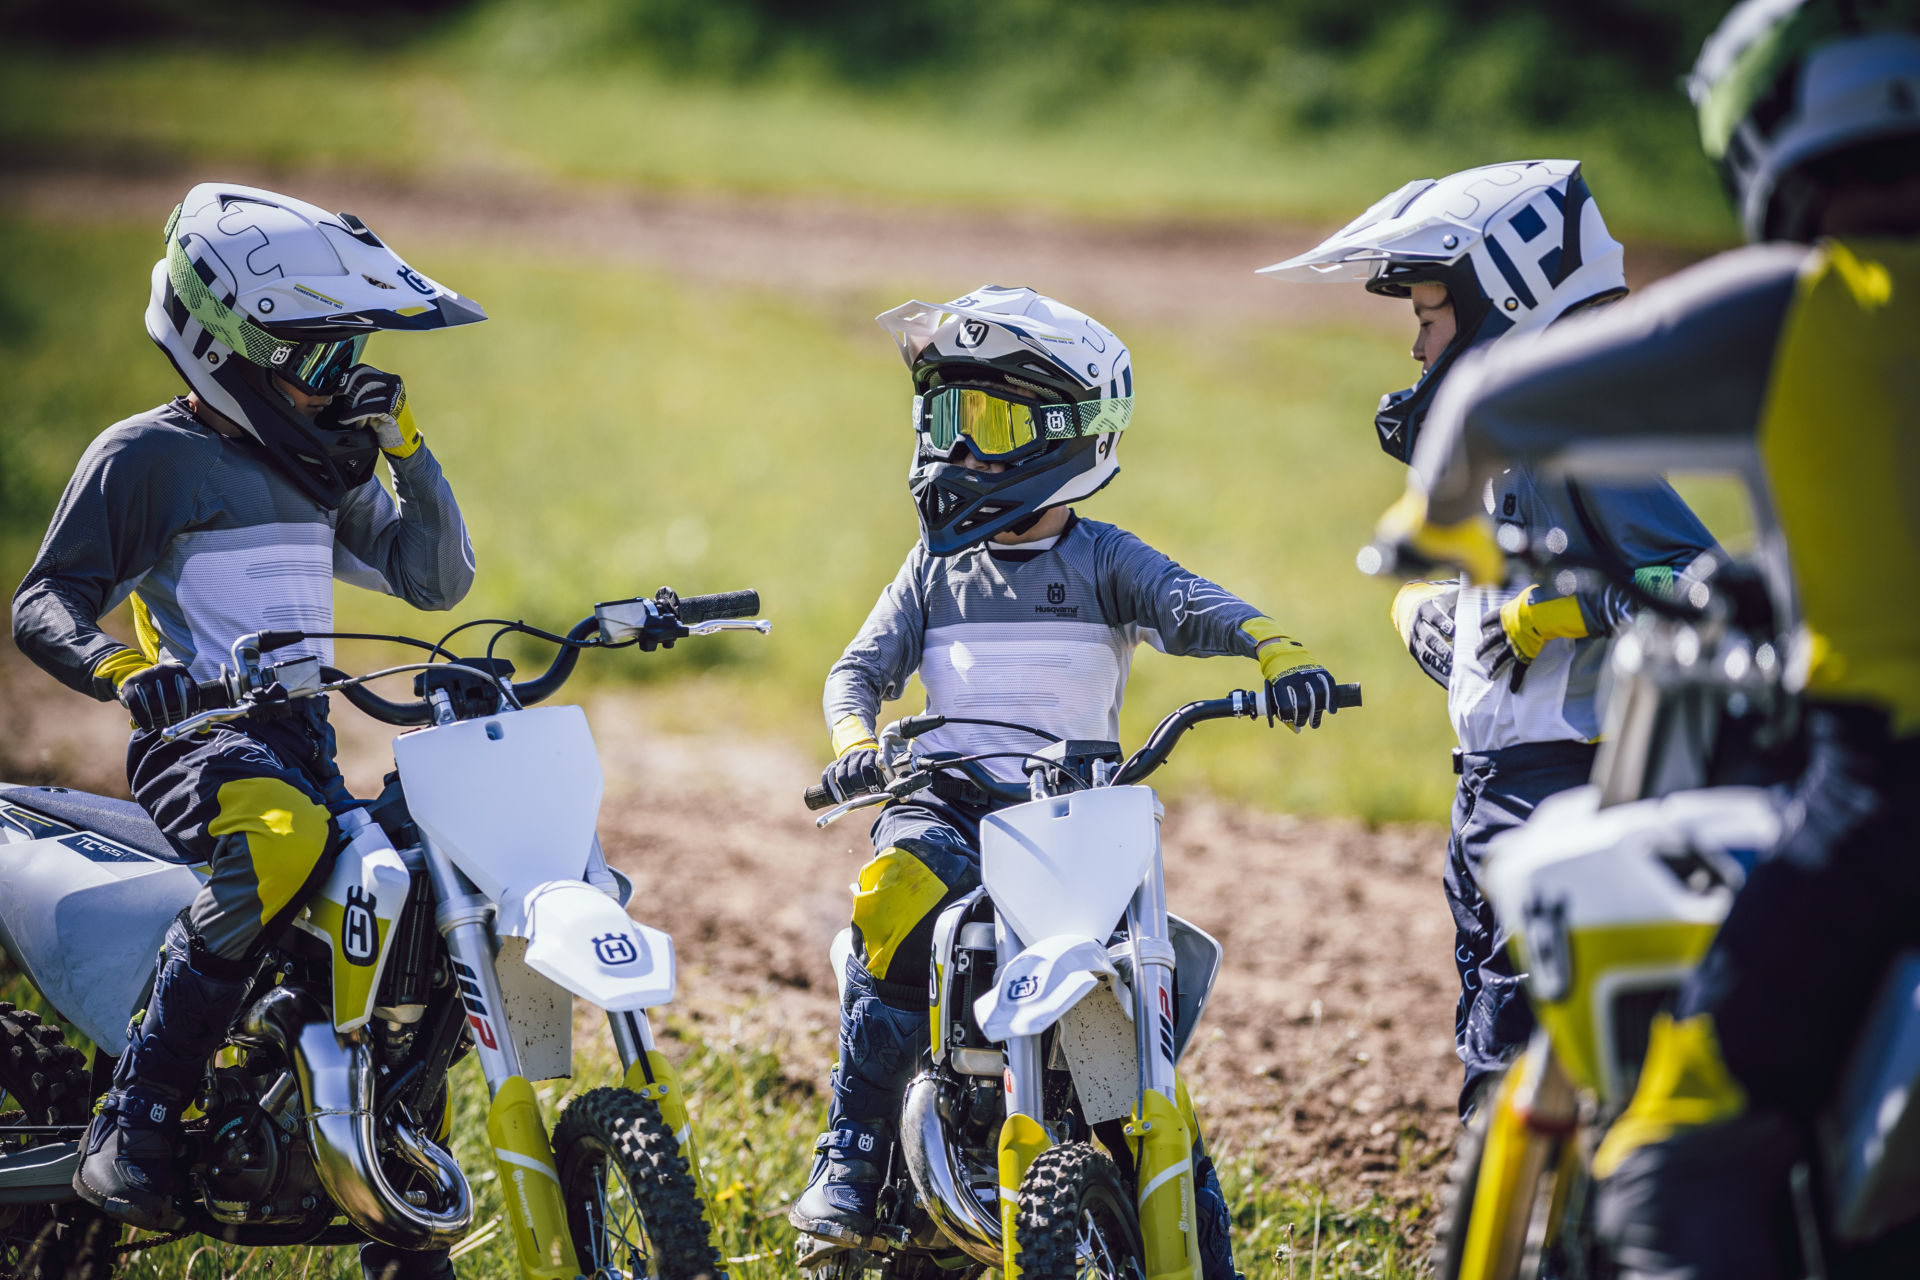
xmin=0 ymin=587 xmax=766 ymax=1279
xmin=799 ymin=680 xmax=1361 ymax=1280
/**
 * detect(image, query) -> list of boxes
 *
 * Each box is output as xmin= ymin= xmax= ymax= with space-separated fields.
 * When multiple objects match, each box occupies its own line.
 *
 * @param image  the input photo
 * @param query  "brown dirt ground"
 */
xmin=0 ymin=652 xmax=1459 ymax=1222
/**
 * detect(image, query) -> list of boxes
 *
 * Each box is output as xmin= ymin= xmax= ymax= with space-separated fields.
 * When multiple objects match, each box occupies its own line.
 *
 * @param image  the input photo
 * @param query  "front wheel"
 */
xmin=1013 ymin=1143 xmax=1146 ymax=1280
xmin=552 ymin=1086 xmax=722 ymax=1279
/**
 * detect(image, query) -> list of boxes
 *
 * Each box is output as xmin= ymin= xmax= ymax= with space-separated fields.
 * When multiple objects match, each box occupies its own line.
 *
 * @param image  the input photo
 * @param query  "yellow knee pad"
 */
xmin=208 ymin=777 xmax=333 ymax=928
xmin=850 ymin=845 xmax=949 ymax=981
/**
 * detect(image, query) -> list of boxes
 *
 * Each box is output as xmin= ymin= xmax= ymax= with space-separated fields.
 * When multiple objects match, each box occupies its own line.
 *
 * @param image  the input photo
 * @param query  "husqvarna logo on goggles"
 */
xmin=593 ymin=932 xmax=640 ymax=967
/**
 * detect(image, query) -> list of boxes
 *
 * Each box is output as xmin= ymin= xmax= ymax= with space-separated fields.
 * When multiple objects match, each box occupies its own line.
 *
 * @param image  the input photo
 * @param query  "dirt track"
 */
xmin=0 ymin=653 xmax=1459 ymax=1216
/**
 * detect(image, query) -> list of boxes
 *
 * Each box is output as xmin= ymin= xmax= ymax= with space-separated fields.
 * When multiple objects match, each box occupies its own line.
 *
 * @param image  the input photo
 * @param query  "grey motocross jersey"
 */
xmin=825 ymin=517 xmax=1268 ymax=780
xmin=13 ymin=398 xmax=474 ymax=699
xmin=1443 ymin=466 xmax=1716 ymax=750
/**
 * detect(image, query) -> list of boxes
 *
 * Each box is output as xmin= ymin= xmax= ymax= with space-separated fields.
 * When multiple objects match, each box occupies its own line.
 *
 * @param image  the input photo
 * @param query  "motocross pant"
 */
xmin=127 ymin=698 xmax=348 ymax=963
xmin=1594 ymin=705 xmax=1920 ymax=1280
xmin=1446 ymin=740 xmax=1598 ymax=1116
xmin=841 ymin=796 xmax=1242 ymax=1280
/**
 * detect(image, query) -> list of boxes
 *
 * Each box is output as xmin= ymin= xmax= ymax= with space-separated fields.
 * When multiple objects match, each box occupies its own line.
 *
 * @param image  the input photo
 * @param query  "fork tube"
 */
xmin=607 ymin=1008 xmax=655 ymax=1073
xmin=1129 ymin=848 xmax=1178 ymax=1104
xmin=421 ymin=835 xmax=523 ymax=1088
xmin=996 ymin=911 xmax=1045 ymax=1122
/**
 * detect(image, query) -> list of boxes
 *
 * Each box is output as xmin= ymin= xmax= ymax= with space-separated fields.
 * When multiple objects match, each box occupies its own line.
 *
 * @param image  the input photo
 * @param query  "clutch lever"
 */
xmin=814 ymin=769 xmax=934 ymax=830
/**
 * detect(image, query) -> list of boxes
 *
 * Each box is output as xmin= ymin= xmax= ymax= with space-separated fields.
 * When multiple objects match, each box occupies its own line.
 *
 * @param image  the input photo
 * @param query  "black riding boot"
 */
xmin=74 ymin=920 xmax=253 ymax=1230
xmin=360 ymin=1242 xmax=457 ymax=1279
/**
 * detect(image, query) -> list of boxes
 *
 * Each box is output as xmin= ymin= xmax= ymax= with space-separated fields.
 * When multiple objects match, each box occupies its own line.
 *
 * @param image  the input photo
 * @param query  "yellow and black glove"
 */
xmin=334 ymin=365 xmax=423 ymax=458
xmin=115 ymin=659 xmax=205 ymax=732
xmin=1370 ymin=491 xmax=1506 ymax=587
xmin=1243 ymin=618 xmax=1335 ymax=732
xmin=823 ymin=714 xmax=885 ymax=802
xmin=1391 ymin=580 xmax=1457 ymax=689
xmin=1476 ymin=585 xmax=1588 ymax=692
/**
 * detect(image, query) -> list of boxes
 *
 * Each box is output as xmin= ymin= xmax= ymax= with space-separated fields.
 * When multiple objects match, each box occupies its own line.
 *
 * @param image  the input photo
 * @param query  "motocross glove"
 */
xmin=824 ymin=715 xmax=886 ymax=802
xmin=333 ymin=365 xmax=422 ymax=458
xmin=1476 ymin=585 xmax=1588 ymax=692
xmin=1391 ymin=580 xmax=1457 ymax=689
xmin=1243 ymin=618 xmax=1335 ymax=731
xmin=118 ymin=661 xmax=204 ymax=732
xmin=1371 ymin=491 xmax=1506 ymax=587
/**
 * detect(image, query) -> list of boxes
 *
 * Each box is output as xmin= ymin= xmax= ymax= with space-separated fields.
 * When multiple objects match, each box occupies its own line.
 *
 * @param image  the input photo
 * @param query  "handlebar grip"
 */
xmin=804 ymin=782 xmax=836 ymax=812
xmin=195 ymin=678 xmax=234 ymax=709
xmin=1334 ymin=682 xmax=1363 ymax=710
xmin=675 ymin=590 xmax=760 ymax=626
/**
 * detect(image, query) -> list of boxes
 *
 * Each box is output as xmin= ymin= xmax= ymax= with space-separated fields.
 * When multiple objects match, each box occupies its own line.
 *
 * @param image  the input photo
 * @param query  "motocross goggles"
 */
xmin=275 ymin=334 xmax=368 ymax=396
xmin=916 ymin=386 xmax=1131 ymax=462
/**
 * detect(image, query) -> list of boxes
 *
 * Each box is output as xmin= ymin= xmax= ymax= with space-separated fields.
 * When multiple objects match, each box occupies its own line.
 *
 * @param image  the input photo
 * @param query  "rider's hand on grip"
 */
xmin=822 ymin=747 xmax=885 ymax=803
xmin=1264 ymin=666 xmax=1337 ymax=731
xmin=119 ymin=662 xmax=205 ymax=733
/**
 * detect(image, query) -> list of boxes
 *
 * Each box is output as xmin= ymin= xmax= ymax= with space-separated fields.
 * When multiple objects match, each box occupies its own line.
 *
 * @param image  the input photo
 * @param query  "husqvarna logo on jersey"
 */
xmin=593 ymin=932 xmax=639 ymax=967
xmin=1006 ymin=975 xmax=1039 ymax=1001
xmin=342 ymin=887 xmax=377 ymax=965
xmin=1047 ymin=582 xmax=1066 ymax=605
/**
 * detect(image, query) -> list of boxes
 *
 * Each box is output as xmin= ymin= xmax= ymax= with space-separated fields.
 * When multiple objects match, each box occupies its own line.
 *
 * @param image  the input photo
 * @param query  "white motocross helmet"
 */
xmin=1690 ymin=0 xmax=1920 ymax=242
xmin=1258 ymin=160 xmax=1626 ymax=463
xmin=877 ymin=286 xmax=1133 ymax=555
xmin=146 ymin=182 xmax=486 ymax=508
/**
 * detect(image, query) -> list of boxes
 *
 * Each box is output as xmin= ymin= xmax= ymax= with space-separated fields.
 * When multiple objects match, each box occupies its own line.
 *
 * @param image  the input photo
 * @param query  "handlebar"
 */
xmin=670 ymin=589 xmax=760 ymax=626
xmin=804 ymin=682 xmax=1361 ymax=819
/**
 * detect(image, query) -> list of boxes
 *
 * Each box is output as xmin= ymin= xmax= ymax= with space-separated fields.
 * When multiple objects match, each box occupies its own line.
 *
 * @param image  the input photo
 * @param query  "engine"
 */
xmin=195 ymin=1064 xmax=326 ymax=1226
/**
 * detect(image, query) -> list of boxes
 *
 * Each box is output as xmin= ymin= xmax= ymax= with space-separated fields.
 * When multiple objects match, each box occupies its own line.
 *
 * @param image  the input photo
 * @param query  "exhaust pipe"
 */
xmin=899 ymin=1074 xmax=1002 ymax=1268
xmin=238 ymin=986 xmax=472 ymax=1250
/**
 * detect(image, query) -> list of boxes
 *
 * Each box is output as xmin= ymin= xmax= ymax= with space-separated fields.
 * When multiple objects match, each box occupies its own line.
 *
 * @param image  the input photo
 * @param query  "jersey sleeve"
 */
xmin=10 ymin=425 xmax=211 ymax=699
xmin=1092 ymin=526 xmax=1262 ymax=659
xmin=823 ymin=546 xmax=927 ymax=737
xmin=1413 ymin=243 xmax=1808 ymax=525
xmin=1556 ymin=477 xmax=1720 ymax=634
xmin=332 ymin=444 xmax=476 ymax=610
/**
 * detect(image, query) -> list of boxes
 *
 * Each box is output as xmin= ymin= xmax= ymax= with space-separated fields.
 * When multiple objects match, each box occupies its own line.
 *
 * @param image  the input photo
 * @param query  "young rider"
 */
xmin=1259 ymin=164 xmax=1717 ymax=1115
xmin=10 ymin=182 xmax=483 ymax=1280
xmin=1377 ymin=4 xmax=1920 ymax=1274
xmin=790 ymin=286 xmax=1340 ymax=1279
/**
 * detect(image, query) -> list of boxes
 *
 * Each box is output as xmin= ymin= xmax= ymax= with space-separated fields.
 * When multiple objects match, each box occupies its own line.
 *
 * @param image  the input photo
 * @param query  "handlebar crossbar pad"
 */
xmin=803 ymin=782 xmax=835 ymax=811
xmin=675 ymin=590 xmax=760 ymax=625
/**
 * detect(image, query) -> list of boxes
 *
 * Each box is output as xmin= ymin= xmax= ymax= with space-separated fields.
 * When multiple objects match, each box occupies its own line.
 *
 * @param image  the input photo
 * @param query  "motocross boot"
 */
xmin=790 ymin=963 xmax=924 ymax=1247
xmin=74 ymin=919 xmax=253 ymax=1230
xmin=361 ymin=1242 xmax=457 ymax=1279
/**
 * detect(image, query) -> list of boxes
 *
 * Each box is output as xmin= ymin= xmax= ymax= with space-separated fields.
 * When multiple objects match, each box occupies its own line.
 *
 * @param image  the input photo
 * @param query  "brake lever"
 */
xmin=687 ymin=618 xmax=772 ymax=636
xmin=814 ymin=769 xmax=933 ymax=830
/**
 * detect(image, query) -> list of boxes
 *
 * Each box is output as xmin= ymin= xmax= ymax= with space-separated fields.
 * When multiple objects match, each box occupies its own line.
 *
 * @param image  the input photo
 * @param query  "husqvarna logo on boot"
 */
xmin=857 ymin=1133 xmax=875 ymax=1153
xmin=1006 ymin=975 xmax=1039 ymax=1001
xmin=342 ymin=887 xmax=377 ymax=965
xmin=593 ymin=932 xmax=639 ymax=966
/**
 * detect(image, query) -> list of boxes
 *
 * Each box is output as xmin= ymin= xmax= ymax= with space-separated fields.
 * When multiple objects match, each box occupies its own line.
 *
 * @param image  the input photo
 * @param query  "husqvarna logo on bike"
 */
xmin=593 ymin=932 xmax=639 ymax=967
xmin=342 ymin=887 xmax=377 ymax=965
xmin=1006 ymin=975 xmax=1039 ymax=1001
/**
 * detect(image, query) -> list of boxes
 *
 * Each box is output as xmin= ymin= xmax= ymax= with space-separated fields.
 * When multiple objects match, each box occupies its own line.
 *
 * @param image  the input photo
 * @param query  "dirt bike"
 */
xmin=797 ymin=680 xmax=1362 ymax=1280
xmin=0 ymin=586 xmax=766 ymax=1279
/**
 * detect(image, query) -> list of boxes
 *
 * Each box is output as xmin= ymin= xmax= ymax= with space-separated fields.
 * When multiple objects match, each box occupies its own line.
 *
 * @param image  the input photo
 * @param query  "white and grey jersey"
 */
xmin=825 ymin=517 xmax=1265 ymax=780
xmin=12 ymin=398 xmax=475 ymax=699
xmin=1448 ymin=465 xmax=1715 ymax=750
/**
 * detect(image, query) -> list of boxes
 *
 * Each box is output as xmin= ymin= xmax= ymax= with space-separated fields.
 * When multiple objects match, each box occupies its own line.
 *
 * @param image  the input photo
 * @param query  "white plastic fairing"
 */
xmin=830 ymin=928 xmax=855 ymax=1005
xmin=975 ymin=934 xmax=1130 ymax=1043
xmin=980 ymin=786 xmax=1158 ymax=949
xmin=293 ymin=811 xmax=412 ymax=1032
xmin=518 ymin=880 xmax=675 ymax=1012
xmin=393 ymin=706 xmax=603 ymax=905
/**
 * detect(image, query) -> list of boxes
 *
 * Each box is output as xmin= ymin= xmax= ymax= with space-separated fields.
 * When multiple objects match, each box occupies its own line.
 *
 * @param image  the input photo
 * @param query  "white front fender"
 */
xmin=513 ymin=880 xmax=676 ymax=1012
xmin=975 ymin=934 xmax=1131 ymax=1042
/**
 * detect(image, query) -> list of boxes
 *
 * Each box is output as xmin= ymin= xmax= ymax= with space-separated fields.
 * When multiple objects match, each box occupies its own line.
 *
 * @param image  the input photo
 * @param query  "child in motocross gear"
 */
xmin=789 ymin=287 xmax=1339 ymax=1280
xmin=1261 ymin=163 xmax=1717 ymax=1115
xmin=9 ymin=183 xmax=481 ymax=1277
xmin=1387 ymin=5 xmax=1920 ymax=1275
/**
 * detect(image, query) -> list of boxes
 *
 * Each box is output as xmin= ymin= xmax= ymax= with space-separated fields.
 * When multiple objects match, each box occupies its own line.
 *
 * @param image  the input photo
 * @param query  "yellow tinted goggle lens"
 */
xmin=928 ymin=389 xmax=1040 ymax=458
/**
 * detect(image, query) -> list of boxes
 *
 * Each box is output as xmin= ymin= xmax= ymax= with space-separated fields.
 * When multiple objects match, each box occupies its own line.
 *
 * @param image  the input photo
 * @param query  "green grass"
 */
xmin=0 ymin=39 xmax=1732 ymax=244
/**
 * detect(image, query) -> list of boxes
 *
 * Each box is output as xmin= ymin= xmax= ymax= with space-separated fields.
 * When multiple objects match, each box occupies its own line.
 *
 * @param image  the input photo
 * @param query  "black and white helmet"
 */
xmin=877 ymin=287 xmax=1133 ymax=555
xmin=1690 ymin=0 xmax=1920 ymax=242
xmin=146 ymin=182 xmax=486 ymax=508
xmin=1258 ymin=160 xmax=1626 ymax=464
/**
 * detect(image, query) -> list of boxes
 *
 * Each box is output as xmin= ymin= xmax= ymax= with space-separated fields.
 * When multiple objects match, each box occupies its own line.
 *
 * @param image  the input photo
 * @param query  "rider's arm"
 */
xmin=1411 ymin=243 xmax=1810 ymax=526
xmin=332 ymin=445 xmax=476 ymax=611
xmin=823 ymin=546 xmax=928 ymax=752
xmin=10 ymin=423 xmax=214 ymax=700
xmin=1550 ymin=477 xmax=1720 ymax=635
xmin=1089 ymin=523 xmax=1323 ymax=677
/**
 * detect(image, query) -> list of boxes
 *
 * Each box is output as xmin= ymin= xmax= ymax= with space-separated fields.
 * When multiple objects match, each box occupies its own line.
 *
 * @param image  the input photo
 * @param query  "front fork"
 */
xmin=608 ymin=1007 xmax=708 ymax=1196
xmin=1456 ymin=1030 xmax=1581 ymax=1280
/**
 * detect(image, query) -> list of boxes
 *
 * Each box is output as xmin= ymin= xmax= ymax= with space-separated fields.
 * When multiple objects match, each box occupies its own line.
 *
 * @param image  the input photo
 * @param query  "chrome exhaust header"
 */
xmin=238 ymin=986 xmax=472 ymax=1250
xmin=899 ymin=1074 xmax=1002 ymax=1268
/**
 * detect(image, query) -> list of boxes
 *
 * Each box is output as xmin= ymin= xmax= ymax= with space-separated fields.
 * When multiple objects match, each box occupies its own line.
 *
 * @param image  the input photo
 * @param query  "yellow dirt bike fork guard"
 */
xmin=1458 ymin=1037 xmax=1578 ymax=1280
xmin=487 ymin=1075 xmax=580 ymax=1279
xmin=622 ymin=1048 xmax=708 ymax=1197
xmin=1128 ymin=1085 xmax=1203 ymax=1280
xmin=999 ymin=1111 xmax=1053 ymax=1280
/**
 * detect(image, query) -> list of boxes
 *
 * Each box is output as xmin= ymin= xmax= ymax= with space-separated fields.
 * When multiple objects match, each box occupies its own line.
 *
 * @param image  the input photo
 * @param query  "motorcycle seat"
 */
xmin=0 ymin=785 xmax=182 ymax=863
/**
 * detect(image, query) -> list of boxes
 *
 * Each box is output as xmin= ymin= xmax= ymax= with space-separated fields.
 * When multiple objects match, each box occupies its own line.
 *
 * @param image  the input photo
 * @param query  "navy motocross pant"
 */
xmin=1446 ymin=740 xmax=1599 ymax=1116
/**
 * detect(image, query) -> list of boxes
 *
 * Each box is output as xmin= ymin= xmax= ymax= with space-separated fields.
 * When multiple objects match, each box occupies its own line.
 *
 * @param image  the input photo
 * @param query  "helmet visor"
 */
xmin=918 ymin=387 xmax=1130 ymax=462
